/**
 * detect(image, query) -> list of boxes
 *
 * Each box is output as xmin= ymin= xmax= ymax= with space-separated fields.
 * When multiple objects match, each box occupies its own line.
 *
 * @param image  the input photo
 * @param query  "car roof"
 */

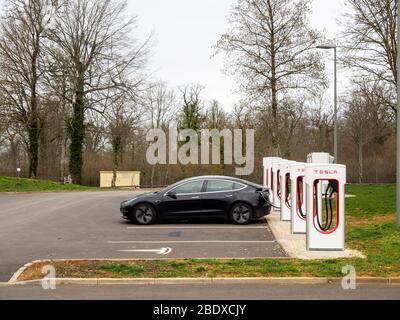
xmin=167 ymin=175 xmax=262 ymax=189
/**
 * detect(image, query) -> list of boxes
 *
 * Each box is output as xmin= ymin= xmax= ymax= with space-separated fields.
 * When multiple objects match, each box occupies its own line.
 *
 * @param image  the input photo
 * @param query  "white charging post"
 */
xmin=279 ymin=161 xmax=297 ymax=221
xmin=263 ymin=157 xmax=282 ymax=189
xmin=307 ymin=153 xmax=335 ymax=220
xmin=307 ymin=152 xmax=335 ymax=164
xmin=290 ymin=162 xmax=307 ymax=234
xmin=271 ymin=159 xmax=289 ymax=211
xmin=305 ymin=164 xmax=346 ymax=251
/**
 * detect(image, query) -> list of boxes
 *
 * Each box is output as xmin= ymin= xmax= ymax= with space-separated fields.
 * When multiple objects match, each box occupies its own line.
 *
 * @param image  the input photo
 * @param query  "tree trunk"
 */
xmin=69 ymin=79 xmax=85 ymax=185
xmin=59 ymin=74 xmax=68 ymax=183
xmin=150 ymin=165 xmax=155 ymax=188
xmin=270 ymin=81 xmax=280 ymax=155
xmin=111 ymin=157 xmax=117 ymax=188
xmin=358 ymin=139 xmax=363 ymax=184
xmin=10 ymin=137 xmax=18 ymax=175
xmin=111 ymin=135 xmax=122 ymax=188
xmin=27 ymin=118 xmax=39 ymax=179
xmin=164 ymin=165 xmax=169 ymax=186
xmin=268 ymin=2 xmax=280 ymax=156
xmin=28 ymin=48 xmax=39 ymax=179
xmin=59 ymin=135 xmax=67 ymax=182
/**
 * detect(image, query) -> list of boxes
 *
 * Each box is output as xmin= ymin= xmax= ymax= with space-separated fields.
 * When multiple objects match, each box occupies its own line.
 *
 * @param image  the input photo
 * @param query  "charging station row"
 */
xmin=262 ymin=153 xmax=346 ymax=251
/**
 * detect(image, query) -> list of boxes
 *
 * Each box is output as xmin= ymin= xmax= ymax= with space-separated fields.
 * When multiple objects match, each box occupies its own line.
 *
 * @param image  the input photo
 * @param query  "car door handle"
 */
xmin=225 ymin=195 xmax=233 ymax=198
xmin=191 ymin=196 xmax=200 ymax=199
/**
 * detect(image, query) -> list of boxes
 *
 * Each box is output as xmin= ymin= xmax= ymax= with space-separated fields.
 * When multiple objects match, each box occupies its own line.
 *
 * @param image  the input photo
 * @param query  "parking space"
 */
xmin=0 ymin=191 xmax=287 ymax=281
xmin=107 ymin=221 xmax=287 ymax=259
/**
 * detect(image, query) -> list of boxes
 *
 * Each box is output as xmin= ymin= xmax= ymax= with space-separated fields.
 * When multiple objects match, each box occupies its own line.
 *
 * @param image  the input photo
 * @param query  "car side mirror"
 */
xmin=166 ymin=191 xmax=177 ymax=199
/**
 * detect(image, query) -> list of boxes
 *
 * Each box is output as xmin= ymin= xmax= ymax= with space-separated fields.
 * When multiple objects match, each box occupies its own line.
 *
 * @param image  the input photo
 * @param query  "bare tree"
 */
xmin=206 ymin=100 xmax=228 ymax=130
xmin=42 ymin=47 xmax=72 ymax=182
xmin=0 ymin=0 xmax=56 ymax=178
xmin=105 ymin=99 xmax=141 ymax=188
xmin=145 ymin=82 xmax=177 ymax=187
xmin=277 ymin=97 xmax=306 ymax=158
xmin=146 ymin=82 xmax=177 ymax=130
xmin=47 ymin=0 xmax=152 ymax=184
xmin=309 ymin=96 xmax=334 ymax=153
xmin=340 ymin=0 xmax=397 ymax=113
xmin=216 ymin=0 xmax=326 ymax=153
xmin=179 ymin=84 xmax=205 ymax=131
xmin=343 ymin=80 xmax=394 ymax=182
xmin=231 ymin=102 xmax=255 ymax=131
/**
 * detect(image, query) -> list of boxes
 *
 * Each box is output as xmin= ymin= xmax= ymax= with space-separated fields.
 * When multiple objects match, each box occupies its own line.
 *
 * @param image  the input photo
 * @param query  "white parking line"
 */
xmin=126 ymin=226 xmax=268 ymax=230
xmin=108 ymin=240 xmax=276 ymax=244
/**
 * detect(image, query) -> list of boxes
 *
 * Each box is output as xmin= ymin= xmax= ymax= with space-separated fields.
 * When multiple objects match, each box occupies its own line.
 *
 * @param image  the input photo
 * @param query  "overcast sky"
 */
xmin=0 ymin=0 xmax=348 ymax=111
xmin=129 ymin=0 xmax=348 ymax=111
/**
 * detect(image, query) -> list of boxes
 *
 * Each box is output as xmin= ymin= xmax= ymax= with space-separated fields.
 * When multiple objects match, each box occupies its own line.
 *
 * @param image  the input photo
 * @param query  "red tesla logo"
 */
xmin=314 ymin=170 xmax=338 ymax=175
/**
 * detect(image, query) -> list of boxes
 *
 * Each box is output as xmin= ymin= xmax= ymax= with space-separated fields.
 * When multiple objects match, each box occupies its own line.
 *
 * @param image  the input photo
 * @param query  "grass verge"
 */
xmin=17 ymin=184 xmax=400 ymax=280
xmin=0 ymin=176 xmax=96 ymax=192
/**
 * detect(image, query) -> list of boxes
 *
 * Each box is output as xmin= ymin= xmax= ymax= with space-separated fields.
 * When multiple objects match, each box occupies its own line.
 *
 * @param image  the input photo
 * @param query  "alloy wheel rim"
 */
xmin=136 ymin=206 xmax=154 ymax=224
xmin=232 ymin=205 xmax=250 ymax=223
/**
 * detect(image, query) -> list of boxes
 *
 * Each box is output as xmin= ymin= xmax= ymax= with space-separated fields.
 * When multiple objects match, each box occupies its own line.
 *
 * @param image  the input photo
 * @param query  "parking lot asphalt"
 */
xmin=0 ymin=191 xmax=287 ymax=282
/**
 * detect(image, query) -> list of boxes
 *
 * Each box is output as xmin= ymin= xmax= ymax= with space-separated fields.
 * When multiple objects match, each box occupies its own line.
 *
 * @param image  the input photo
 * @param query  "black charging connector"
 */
xmin=314 ymin=180 xmax=337 ymax=232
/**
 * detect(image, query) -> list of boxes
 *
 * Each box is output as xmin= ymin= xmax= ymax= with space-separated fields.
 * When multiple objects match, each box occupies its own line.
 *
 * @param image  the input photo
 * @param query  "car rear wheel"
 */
xmin=229 ymin=203 xmax=253 ymax=225
xmin=133 ymin=204 xmax=157 ymax=225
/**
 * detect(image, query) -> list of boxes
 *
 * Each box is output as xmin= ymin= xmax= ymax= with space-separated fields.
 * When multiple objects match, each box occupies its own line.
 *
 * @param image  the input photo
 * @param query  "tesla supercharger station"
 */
xmin=271 ymin=160 xmax=289 ymax=210
xmin=290 ymin=162 xmax=307 ymax=234
xmin=279 ymin=161 xmax=297 ymax=221
xmin=263 ymin=157 xmax=282 ymax=189
xmin=305 ymin=164 xmax=346 ymax=251
xmin=307 ymin=152 xmax=335 ymax=221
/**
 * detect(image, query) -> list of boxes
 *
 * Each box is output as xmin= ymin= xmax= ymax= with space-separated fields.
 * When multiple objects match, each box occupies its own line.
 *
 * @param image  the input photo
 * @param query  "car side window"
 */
xmin=206 ymin=180 xmax=244 ymax=192
xmin=173 ymin=180 xmax=204 ymax=194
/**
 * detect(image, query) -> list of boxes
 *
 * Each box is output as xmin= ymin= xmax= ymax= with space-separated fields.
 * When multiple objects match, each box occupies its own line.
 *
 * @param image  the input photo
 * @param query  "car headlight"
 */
xmin=124 ymin=197 xmax=137 ymax=206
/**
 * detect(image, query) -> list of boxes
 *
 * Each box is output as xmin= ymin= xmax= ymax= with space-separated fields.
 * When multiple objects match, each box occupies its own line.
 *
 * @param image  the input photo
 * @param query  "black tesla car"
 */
xmin=120 ymin=176 xmax=271 ymax=225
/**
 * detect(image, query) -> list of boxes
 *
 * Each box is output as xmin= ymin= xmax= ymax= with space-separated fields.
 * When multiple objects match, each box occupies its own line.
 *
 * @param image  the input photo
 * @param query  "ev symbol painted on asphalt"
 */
xmin=118 ymin=247 xmax=172 ymax=255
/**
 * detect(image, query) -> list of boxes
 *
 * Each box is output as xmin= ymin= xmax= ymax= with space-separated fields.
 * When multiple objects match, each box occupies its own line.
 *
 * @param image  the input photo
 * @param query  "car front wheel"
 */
xmin=229 ymin=203 xmax=253 ymax=225
xmin=133 ymin=204 xmax=157 ymax=225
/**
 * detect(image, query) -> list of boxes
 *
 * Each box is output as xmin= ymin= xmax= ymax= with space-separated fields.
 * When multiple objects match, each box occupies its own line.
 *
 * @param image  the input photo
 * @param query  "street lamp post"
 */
xmin=317 ymin=45 xmax=338 ymax=164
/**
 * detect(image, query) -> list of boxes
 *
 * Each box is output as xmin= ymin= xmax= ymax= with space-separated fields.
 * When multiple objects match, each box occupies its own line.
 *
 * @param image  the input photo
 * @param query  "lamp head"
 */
xmin=316 ymin=45 xmax=336 ymax=49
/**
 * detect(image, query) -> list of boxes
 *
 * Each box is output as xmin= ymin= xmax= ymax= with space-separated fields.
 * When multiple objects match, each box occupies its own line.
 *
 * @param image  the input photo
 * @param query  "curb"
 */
xmin=9 ymin=259 xmax=400 ymax=286
xmin=9 ymin=260 xmax=42 ymax=284
xmin=7 ymin=257 xmax=291 ymax=283
xmin=6 ymin=277 xmax=400 ymax=286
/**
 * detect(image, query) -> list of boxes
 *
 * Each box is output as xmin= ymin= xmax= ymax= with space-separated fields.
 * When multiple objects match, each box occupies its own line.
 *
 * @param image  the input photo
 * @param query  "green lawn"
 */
xmin=18 ymin=184 xmax=400 ymax=280
xmin=346 ymin=184 xmax=396 ymax=218
xmin=0 ymin=176 xmax=95 ymax=192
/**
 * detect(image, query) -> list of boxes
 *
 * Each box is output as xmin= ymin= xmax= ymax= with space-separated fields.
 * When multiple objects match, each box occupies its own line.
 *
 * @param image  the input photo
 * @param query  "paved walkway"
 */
xmin=266 ymin=210 xmax=365 ymax=259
